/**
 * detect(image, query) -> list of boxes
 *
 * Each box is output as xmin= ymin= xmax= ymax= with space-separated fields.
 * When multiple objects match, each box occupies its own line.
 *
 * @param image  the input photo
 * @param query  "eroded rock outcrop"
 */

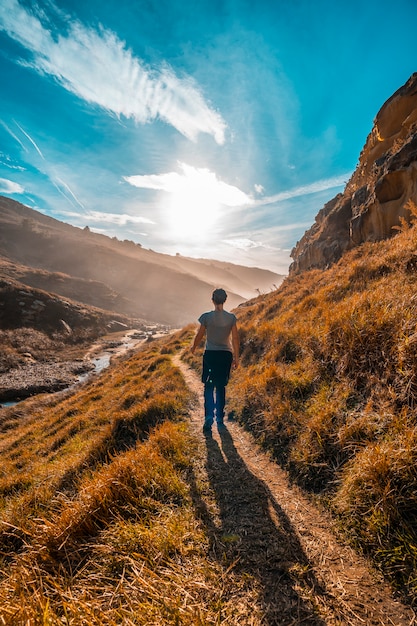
xmin=290 ymin=73 xmax=417 ymax=274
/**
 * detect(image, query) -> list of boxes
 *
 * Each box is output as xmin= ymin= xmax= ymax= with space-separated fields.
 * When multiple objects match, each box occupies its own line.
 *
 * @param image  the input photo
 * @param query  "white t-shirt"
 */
xmin=198 ymin=310 xmax=236 ymax=351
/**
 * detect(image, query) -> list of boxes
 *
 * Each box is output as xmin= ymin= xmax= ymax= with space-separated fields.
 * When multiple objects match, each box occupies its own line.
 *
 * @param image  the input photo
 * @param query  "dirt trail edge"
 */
xmin=174 ymin=355 xmax=416 ymax=626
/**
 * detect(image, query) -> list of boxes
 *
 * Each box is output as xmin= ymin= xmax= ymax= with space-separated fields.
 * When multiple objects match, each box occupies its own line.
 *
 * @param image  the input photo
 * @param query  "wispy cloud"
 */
xmin=0 ymin=0 xmax=226 ymax=143
xmin=0 ymin=119 xmax=28 ymax=153
xmin=222 ymin=237 xmax=269 ymax=250
xmin=254 ymin=173 xmax=351 ymax=207
xmin=125 ymin=166 xmax=350 ymax=210
xmin=2 ymin=117 xmax=89 ymax=211
xmin=54 ymin=177 xmax=85 ymax=210
xmin=13 ymin=120 xmax=45 ymax=159
xmin=0 ymin=177 xmax=24 ymax=194
xmin=62 ymin=209 xmax=155 ymax=226
xmin=0 ymin=150 xmax=25 ymax=171
xmin=125 ymin=162 xmax=252 ymax=207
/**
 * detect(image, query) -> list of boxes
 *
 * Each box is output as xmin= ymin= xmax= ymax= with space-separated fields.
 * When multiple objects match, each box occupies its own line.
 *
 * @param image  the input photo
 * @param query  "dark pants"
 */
xmin=202 ymin=350 xmax=233 ymax=424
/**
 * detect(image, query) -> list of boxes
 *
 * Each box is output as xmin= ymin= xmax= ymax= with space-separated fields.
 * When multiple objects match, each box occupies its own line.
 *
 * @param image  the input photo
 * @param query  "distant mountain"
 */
xmin=290 ymin=72 xmax=417 ymax=273
xmin=0 ymin=196 xmax=284 ymax=327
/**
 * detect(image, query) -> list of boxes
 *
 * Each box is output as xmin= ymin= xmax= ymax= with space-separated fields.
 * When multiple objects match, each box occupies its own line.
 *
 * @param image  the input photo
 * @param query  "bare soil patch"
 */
xmin=175 ymin=356 xmax=416 ymax=625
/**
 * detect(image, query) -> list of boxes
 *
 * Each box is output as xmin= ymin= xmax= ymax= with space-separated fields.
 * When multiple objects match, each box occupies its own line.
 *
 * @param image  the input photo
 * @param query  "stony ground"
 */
xmin=0 ymin=359 xmax=93 ymax=402
xmin=175 ymin=355 xmax=416 ymax=625
xmin=0 ymin=331 xmax=145 ymax=403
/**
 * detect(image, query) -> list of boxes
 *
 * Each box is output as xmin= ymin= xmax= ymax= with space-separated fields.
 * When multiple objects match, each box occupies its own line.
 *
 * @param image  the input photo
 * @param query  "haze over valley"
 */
xmin=0 ymin=196 xmax=283 ymax=329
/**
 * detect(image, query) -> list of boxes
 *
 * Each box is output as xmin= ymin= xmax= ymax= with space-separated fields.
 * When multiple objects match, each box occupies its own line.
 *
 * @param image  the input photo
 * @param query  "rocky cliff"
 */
xmin=290 ymin=73 xmax=417 ymax=274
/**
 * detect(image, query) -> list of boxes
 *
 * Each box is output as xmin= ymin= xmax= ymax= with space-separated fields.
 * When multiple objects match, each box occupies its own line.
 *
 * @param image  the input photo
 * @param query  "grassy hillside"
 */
xmin=214 ymin=201 xmax=417 ymax=600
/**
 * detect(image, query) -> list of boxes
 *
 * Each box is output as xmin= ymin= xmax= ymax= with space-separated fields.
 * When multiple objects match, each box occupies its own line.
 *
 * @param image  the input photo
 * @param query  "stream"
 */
xmin=1 ymin=328 xmax=163 ymax=408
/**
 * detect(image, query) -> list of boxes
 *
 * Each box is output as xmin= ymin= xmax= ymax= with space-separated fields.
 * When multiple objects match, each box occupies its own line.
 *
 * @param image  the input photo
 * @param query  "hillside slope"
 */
xmin=0 ymin=272 xmax=132 ymax=337
xmin=0 ymin=196 xmax=283 ymax=326
xmin=209 ymin=210 xmax=417 ymax=601
xmin=291 ymin=72 xmax=417 ymax=273
xmin=0 ymin=268 xmax=147 ymax=391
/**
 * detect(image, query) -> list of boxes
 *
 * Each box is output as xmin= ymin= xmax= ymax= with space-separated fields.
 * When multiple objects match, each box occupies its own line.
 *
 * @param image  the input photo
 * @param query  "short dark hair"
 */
xmin=212 ymin=288 xmax=227 ymax=304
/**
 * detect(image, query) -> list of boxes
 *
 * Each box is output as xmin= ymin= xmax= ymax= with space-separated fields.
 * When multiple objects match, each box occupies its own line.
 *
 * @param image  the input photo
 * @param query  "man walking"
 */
xmin=191 ymin=288 xmax=239 ymax=433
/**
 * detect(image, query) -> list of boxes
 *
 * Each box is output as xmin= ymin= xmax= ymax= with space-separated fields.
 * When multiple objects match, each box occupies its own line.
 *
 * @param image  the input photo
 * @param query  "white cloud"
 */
xmin=222 ymin=238 xmax=266 ymax=250
xmin=125 ymin=162 xmax=252 ymax=207
xmin=89 ymin=211 xmax=155 ymax=226
xmin=0 ymin=151 xmax=25 ymax=171
xmin=255 ymin=173 xmax=351 ymax=207
xmin=62 ymin=209 xmax=155 ymax=226
xmin=0 ymin=0 xmax=226 ymax=144
xmin=0 ymin=119 xmax=28 ymax=153
xmin=53 ymin=177 xmax=85 ymax=210
xmin=13 ymin=121 xmax=45 ymax=159
xmin=0 ymin=177 xmax=24 ymax=194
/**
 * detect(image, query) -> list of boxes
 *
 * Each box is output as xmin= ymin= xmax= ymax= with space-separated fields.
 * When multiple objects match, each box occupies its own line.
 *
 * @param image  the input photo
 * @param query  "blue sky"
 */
xmin=0 ymin=0 xmax=416 ymax=273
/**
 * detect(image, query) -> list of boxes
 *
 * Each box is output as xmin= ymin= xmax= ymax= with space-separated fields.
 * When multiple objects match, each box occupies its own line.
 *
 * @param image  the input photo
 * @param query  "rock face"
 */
xmin=290 ymin=73 xmax=417 ymax=274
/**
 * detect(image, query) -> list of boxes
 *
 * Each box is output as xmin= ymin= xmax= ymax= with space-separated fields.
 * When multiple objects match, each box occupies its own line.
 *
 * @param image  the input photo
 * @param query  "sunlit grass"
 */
xmin=0 ymin=333 xmax=263 ymax=624
xmin=223 ymin=203 xmax=417 ymax=598
xmin=0 ymin=419 xmax=259 ymax=624
xmin=0 ymin=345 xmax=189 ymax=526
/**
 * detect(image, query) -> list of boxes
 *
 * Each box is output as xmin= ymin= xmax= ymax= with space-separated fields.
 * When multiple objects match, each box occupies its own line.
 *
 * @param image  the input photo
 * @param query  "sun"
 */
xmin=167 ymin=188 xmax=221 ymax=240
xmin=126 ymin=162 xmax=252 ymax=242
xmin=154 ymin=162 xmax=253 ymax=242
xmin=165 ymin=165 xmax=222 ymax=240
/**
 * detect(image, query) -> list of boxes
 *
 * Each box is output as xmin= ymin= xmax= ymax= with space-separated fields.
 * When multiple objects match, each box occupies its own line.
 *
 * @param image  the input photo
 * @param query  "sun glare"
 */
xmin=164 ymin=162 xmax=251 ymax=241
xmin=167 ymin=189 xmax=220 ymax=240
xmin=165 ymin=165 xmax=222 ymax=240
xmin=126 ymin=162 xmax=252 ymax=242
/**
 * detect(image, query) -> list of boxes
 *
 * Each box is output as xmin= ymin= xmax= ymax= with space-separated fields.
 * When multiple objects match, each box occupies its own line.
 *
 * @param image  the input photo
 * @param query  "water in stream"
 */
xmin=0 ymin=329 xmax=159 ymax=408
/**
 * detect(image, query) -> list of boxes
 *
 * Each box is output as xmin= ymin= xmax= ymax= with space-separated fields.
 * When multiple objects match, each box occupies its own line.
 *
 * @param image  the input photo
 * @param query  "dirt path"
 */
xmin=174 ymin=356 xmax=416 ymax=626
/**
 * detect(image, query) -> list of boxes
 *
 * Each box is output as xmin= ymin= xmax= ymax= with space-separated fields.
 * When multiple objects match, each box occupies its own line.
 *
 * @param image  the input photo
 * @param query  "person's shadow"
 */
xmin=187 ymin=424 xmax=328 ymax=625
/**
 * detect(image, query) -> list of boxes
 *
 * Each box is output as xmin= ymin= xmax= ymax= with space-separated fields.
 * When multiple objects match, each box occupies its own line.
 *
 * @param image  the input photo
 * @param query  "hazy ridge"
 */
xmin=0 ymin=196 xmax=283 ymax=328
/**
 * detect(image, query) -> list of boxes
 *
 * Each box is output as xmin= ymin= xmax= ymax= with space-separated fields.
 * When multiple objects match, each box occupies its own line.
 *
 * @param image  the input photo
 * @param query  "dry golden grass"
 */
xmin=0 ymin=420 xmax=259 ymax=624
xmin=0 ymin=333 xmax=265 ymax=624
xmin=224 ymin=203 xmax=417 ymax=600
xmin=0 ymin=328 xmax=65 ymax=372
